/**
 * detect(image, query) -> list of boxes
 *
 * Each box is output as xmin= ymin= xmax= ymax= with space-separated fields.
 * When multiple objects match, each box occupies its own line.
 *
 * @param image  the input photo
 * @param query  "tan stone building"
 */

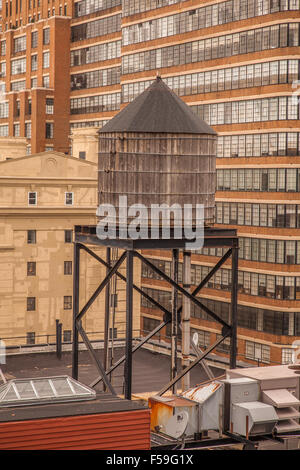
xmin=0 ymin=133 xmax=141 ymax=349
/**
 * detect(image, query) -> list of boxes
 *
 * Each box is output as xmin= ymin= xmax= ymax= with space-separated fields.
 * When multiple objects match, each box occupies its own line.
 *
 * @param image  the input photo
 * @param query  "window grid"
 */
xmin=141 ymin=258 xmax=300 ymax=301
xmin=123 ymin=1 xmax=300 ymax=45
xmin=217 ymin=168 xmax=300 ymax=192
xmin=122 ymin=23 xmax=299 ymax=75
xmin=216 ymin=201 xmax=300 ymax=229
xmin=141 ymin=287 xmax=294 ymax=336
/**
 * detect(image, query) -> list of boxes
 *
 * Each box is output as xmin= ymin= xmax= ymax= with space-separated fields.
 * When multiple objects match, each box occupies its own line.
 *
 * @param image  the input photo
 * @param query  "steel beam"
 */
xmin=181 ymin=251 xmax=191 ymax=391
xmin=77 ymin=323 xmax=117 ymax=396
xmin=103 ymin=247 xmax=111 ymax=389
xmin=191 ymin=248 xmax=232 ymax=296
xmin=230 ymin=240 xmax=239 ymax=369
xmin=124 ymin=250 xmax=134 ymax=400
xmin=157 ymin=333 xmax=230 ymax=396
xmin=76 ymin=251 xmax=126 ymax=323
xmin=89 ymin=319 xmax=170 ymax=388
xmin=171 ymin=249 xmax=179 ymax=393
xmin=72 ymin=242 xmax=80 ymax=380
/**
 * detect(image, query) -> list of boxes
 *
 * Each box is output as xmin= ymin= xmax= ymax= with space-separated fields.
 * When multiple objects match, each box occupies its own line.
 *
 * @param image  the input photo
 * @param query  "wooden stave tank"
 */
xmin=97 ymin=76 xmax=217 ymax=230
xmin=98 ymin=131 xmax=216 ymax=228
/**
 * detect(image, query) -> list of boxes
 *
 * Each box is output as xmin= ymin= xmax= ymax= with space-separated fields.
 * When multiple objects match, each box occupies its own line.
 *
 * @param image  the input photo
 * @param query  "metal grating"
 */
xmin=0 ymin=375 xmax=96 ymax=407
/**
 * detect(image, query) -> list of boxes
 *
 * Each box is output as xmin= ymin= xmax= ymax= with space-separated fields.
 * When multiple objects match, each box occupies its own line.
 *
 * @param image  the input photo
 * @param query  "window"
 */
xmin=27 ymin=230 xmax=36 ymax=244
xmin=79 ymin=151 xmax=86 ymax=159
xmin=64 ymin=261 xmax=72 ymax=275
xmin=245 ymin=341 xmax=270 ymax=363
xmin=64 ymin=230 xmax=72 ymax=243
xmin=64 ymin=296 xmax=72 ymax=310
xmin=46 ymin=98 xmax=54 ymax=114
xmin=27 ymin=261 xmax=36 ymax=276
xmin=27 ymin=297 xmax=36 ymax=311
xmin=11 ymin=57 xmax=26 ymax=75
xmin=43 ymin=51 xmax=50 ymax=68
xmin=0 ymin=41 xmax=6 ymax=56
xmin=13 ymin=123 xmax=20 ymax=137
xmin=63 ymin=330 xmax=71 ymax=342
xmin=28 ymin=191 xmax=37 ymax=205
xmin=31 ymin=54 xmax=38 ymax=71
xmin=27 ymin=99 xmax=32 ymax=115
xmin=0 ymin=102 xmax=9 ymax=119
xmin=15 ymin=100 xmax=20 ymax=116
xmin=25 ymin=122 xmax=31 ymax=138
xmin=43 ymin=75 xmax=50 ymax=88
xmin=282 ymin=348 xmax=294 ymax=364
xmin=0 ymin=125 xmax=8 ymax=137
xmin=65 ymin=192 xmax=73 ymax=205
xmin=26 ymin=332 xmax=35 ymax=345
xmin=11 ymin=80 xmax=26 ymax=92
xmin=14 ymin=36 xmax=26 ymax=53
xmin=45 ymin=122 xmax=53 ymax=139
xmin=0 ymin=62 xmax=6 ymax=78
xmin=43 ymin=28 xmax=50 ymax=45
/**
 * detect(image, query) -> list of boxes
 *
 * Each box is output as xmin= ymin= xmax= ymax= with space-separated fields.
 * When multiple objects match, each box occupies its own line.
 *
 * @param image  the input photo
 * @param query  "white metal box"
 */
xmin=231 ymin=401 xmax=278 ymax=436
xmin=222 ymin=377 xmax=260 ymax=403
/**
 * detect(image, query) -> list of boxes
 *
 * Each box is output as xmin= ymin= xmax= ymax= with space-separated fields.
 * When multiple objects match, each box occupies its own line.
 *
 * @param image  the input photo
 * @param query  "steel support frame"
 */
xmin=72 ymin=243 xmax=173 ymax=399
xmin=72 ymin=236 xmax=238 ymax=400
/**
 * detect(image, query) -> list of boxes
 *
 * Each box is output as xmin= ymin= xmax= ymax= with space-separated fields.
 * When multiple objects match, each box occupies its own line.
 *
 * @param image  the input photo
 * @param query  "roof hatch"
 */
xmin=0 ymin=376 xmax=96 ymax=407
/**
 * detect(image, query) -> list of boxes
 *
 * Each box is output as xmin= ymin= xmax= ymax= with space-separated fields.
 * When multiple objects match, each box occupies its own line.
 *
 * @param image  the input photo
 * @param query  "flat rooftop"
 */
xmin=1 ymin=347 xmax=225 ymax=397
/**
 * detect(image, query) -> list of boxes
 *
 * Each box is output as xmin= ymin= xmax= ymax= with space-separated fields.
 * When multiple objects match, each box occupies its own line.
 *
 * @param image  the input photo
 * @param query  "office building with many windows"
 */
xmin=0 ymin=0 xmax=300 ymax=365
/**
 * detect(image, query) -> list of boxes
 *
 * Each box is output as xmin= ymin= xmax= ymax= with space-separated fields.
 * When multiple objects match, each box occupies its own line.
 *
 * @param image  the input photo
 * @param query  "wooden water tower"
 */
xmin=72 ymin=77 xmax=238 ymax=400
xmin=97 ymin=76 xmax=218 ymax=391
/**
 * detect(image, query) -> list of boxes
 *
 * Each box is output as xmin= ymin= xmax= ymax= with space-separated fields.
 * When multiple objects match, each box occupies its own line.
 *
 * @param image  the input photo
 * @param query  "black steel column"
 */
xmin=72 ymin=242 xmax=80 ymax=379
xmin=181 ymin=250 xmax=191 ymax=391
xmin=103 ymin=247 xmax=111 ymax=389
xmin=124 ymin=250 xmax=134 ymax=400
xmin=171 ymin=248 xmax=179 ymax=393
xmin=230 ymin=240 xmax=238 ymax=369
xmin=56 ymin=319 xmax=62 ymax=360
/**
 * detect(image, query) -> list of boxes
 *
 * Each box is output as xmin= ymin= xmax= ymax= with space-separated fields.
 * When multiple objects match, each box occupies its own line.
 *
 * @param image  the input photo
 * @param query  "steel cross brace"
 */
xmin=78 ymin=242 xmax=172 ymax=318
xmin=85 ymin=246 xmax=236 ymax=389
xmin=72 ymin=247 xmax=127 ymax=394
xmin=134 ymin=250 xmax=232 ymax=331
xmin=72 ymin=243 xmax=238 ymax=394
xmin=157 ymin=332 xmax=231 ymax=396
xmin=72 ymin=243 xmax=173 ymax=391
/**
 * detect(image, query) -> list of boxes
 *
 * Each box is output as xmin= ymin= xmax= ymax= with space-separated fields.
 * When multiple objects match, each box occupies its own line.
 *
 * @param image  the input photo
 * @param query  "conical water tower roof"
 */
xmin=99 ymin=76 xmax=216 ymax=135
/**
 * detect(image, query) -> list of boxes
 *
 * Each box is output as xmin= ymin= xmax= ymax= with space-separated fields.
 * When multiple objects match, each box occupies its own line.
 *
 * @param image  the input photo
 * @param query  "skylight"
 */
xmin=0 ymin=376 xmax=96 ymax=407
